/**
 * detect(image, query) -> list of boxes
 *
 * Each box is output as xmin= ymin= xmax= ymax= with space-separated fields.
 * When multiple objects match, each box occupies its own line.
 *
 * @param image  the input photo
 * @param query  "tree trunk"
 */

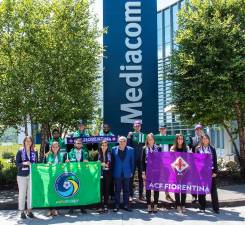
xmin=39 ymin=123 xmax=49 ymax=162
xmin=30 ymin=114 xmax=35 ymax=142
xmin=223 ymin=122 xmax=241 ymax=163
xmin=235 ymin=100 xmax=245 ymax=180
xmin=24 ymin=116 xmax=28 ymax=136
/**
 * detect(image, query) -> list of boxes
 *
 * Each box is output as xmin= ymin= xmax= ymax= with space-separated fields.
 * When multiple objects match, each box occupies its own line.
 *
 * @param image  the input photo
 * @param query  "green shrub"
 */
xmin=0 ymin=158 xmax=17 ymax=189
xmin=2 ymin=151 xmax=15 ymax=159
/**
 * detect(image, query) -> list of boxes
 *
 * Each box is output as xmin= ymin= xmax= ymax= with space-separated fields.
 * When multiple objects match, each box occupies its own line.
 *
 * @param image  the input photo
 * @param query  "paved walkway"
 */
xmin=0 ymin=207 xmax=245 ymax=225
xmin=0 ymin=184 xmax=245 ymax=210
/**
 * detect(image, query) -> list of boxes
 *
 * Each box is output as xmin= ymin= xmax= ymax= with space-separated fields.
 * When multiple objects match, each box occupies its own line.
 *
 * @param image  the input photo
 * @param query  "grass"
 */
xmin=0 ymin=144 xmax=21 ymax=158
xmin=0 ymin=144 xmax=41 ymax=157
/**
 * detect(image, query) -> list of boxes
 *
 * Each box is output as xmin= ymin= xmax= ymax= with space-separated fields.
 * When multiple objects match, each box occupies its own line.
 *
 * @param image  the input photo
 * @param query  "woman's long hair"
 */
xmin=200 ymin=134 xmax=211 ymax=146
xmin=23 ymin=136 xmax=34 ymax=150
xmin=144 ymin=133 xmax=156 ymax=148
xmin=50 ymin=141 xmax=60 ymax=154
xmin=98 ymin=140 xmax=109 ymax=162
xmin=172 ymin=134 xmax=187 ymax=151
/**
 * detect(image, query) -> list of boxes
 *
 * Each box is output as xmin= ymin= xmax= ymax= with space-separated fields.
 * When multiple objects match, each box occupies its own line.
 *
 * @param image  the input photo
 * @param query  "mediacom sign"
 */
xmin=103 ymin=0 xmax=158 ymax=135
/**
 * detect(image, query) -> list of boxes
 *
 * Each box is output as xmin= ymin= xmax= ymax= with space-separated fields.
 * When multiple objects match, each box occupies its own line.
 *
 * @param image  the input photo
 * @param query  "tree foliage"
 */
xmin=0 ymin=0 xmax=102 ymax=151
xmin=170 ymin=0 xmax=245 ymax=176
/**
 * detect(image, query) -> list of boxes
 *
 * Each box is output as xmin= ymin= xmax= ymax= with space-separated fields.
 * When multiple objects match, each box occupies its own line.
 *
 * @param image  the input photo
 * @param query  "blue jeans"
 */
xmin=114 ymin=178 xmax=130 ymax=208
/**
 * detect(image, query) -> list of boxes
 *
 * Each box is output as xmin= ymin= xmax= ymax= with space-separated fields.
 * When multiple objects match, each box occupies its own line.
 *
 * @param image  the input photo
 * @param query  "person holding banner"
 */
xmin=65 ymin=138 xmax=88 ymax=214
xmin=70 ymin=119 xmax=92 ymax=152
xmin=16 ymin=136 xmax=38 ymax=219
xmin=190 ymin=124 xmax=205 ymax=203
xmin=196 ymin=134 xmax=220 ymax=214
xmin=170 ymin=134 xmax=189 ymax=213
xmin=46 ymin=141 xmax=63 ymax=216
xmin=99 ymin=123 xmax=115 ymax=200
xmin=111 ymin=136 xmax=134 ymax=212
xmin=142 ymin=133 xmax=161 ymax=213
xmin=127 ymin=120 xmax=144 ymax=201
xmin=156 ymin=123 xmax=174 ymax=203
xmin=97 ymin=140 xmax=112 ymax=213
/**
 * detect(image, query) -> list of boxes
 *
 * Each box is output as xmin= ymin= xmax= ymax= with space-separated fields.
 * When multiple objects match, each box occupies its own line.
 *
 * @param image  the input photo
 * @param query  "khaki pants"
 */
xmin=17 ymin=176 xmax=31 ymax=211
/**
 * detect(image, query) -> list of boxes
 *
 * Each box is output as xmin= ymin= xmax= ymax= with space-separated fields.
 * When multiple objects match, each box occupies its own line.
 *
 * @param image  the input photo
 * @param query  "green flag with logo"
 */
xmin=30 ymin=162 xmax=101 ymax=208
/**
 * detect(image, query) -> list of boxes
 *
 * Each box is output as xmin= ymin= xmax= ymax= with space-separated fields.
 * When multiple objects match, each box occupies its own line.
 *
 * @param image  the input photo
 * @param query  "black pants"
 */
xmin=100 ymin=171 xmax=111 ymax=207
xmin=146 ymin=190 xmax=159 ymax=205
xmin=175 ymin=193 xmax=186 ymax=207
xmin=199 ymin=177 xmax=219 ymax=211
xmin=130 ymin=160 xmax=143 ymax=197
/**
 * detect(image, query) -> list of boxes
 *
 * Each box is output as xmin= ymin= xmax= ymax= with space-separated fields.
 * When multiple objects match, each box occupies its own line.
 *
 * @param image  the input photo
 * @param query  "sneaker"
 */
xmin=113 ymin=208 xmax=119 ymax=212
xmin=104 ymin=205 xmax=108 ymax=213
xmin=27 ymin=212 xmax=34 ymax=218
xmin=20 ymin=212 xmax=26 ymax=219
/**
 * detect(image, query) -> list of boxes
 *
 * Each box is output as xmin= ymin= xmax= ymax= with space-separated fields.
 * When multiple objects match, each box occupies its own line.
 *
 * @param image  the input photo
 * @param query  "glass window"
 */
xmin=216 ymin=130 xmax=220 ymax=148
xmin=164 ymin=8 xmax=170 ymax=27
xmin=164 ymin=26 xmax=171 ymax=43
xmin=157 ymin=29 xmax=163 ymax=46
xmin=157 ymin=12 xmax=162 ymax=30
xmin=172 ymin=4 xmax=178 ymax=33
xmin=165 ymin=43 xmax=171 ymax=57
xmin=221 ymin=129 xmax=224 ymax=149
xmin=158 ymin=45 xmax=163 ymax=59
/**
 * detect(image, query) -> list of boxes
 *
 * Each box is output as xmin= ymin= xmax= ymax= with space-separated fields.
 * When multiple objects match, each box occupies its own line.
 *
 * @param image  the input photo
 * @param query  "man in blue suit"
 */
xmin=111 ymin=136 xmax=134 ymax=212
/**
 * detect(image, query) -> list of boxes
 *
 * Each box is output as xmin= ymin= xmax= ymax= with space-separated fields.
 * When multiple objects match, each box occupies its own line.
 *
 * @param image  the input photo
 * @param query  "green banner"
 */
xmin=31 ymin=162 xmax=101 ymax=208
xmin=132 ymin=133 xmax=175 ymax=145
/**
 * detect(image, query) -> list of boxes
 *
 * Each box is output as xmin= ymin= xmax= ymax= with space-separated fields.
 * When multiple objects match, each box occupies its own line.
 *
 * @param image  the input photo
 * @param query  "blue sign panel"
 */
xmin=103 ymin=0 xmax=158 ymax=135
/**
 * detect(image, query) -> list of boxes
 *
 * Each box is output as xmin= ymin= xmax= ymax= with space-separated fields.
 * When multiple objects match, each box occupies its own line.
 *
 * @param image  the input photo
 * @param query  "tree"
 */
xmin=0 ymin=0 xmax=102 ymax=158
xmin=170 ymin=0 xmax=245 ymax=177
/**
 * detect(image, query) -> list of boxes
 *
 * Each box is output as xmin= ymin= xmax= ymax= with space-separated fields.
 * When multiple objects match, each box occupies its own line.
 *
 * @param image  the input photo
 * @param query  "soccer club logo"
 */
xmin=171 ymin=157 xmax=189 ymax=175
xmin=55 ymin=173 xmax=80 ymax=198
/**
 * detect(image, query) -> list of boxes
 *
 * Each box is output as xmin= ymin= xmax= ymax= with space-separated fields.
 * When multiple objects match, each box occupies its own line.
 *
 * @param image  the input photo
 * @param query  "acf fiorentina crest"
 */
xmin=171 ymin=157 xmax=189 ymax=174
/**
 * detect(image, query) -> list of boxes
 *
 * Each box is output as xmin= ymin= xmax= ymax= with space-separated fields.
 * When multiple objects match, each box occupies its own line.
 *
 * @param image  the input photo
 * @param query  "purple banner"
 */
xmin=66 ymin=136 xmax=118 ymax=144
xmin=146 ymin=152 xmax=212 ymax=195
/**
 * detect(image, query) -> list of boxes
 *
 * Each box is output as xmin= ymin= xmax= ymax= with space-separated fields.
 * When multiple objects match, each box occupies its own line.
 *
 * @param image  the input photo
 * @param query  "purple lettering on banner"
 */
xmin=146 ymin=152 xmax=212 ymax=195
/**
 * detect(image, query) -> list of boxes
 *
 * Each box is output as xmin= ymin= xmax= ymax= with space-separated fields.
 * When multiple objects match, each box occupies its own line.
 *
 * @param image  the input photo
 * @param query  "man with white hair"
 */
xmin=111 ymin=136 xmax=134 ymax=212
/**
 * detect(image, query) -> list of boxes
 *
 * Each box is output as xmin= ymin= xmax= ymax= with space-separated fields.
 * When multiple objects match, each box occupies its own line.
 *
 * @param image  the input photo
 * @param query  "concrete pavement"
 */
xmin=0 ymin=207 xmax=244 ymax=225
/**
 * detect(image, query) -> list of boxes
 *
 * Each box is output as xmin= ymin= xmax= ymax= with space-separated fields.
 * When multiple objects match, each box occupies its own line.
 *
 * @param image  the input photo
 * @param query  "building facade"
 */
xmin=157 ymin=0 xmax=234 ymax=159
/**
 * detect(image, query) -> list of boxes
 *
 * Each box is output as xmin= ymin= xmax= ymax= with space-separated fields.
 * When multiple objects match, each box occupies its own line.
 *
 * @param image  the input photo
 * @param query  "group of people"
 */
xmin=15 ymin=120 xmax=220 ymax=219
